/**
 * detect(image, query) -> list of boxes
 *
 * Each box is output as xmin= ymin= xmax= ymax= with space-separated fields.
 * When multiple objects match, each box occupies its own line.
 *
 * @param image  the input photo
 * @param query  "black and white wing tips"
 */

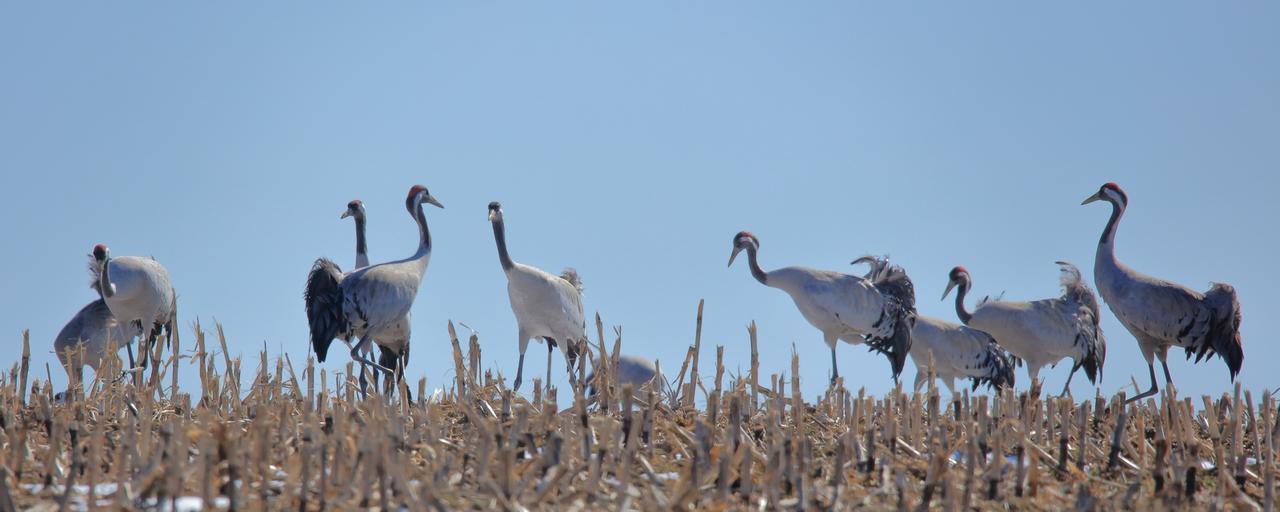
xmin=304 ymin=258 xmax=346 ymax=362
xmin=970 ymin=332 xmax=1016 ymax=391
xmin=1197 ymin=282 xmax=1243 ymax=380
xmin=1058 ymin=261 xmax=1106 ymax=385
xmin=856 ymin=255 xmax=917 ymax=381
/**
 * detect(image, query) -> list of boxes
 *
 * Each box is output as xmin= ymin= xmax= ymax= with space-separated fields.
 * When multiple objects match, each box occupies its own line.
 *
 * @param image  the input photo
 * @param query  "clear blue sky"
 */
xmin=2 ymin=2 xmax=1276 ymax=401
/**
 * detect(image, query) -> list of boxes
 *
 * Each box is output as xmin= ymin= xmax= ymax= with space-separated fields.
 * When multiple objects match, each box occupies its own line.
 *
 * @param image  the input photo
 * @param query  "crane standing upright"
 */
xmin=306 ymin=185 xmax=443 ymax=391
xmin=488 ymin=201 xmax=587 ymax=392
xmin=1082 ymin=182 xmax=1242 ymax=402
xmin=727 ymin=232 xmax=916 ymax=384
xmin=341 ymin=199 xmax=412 ymax=396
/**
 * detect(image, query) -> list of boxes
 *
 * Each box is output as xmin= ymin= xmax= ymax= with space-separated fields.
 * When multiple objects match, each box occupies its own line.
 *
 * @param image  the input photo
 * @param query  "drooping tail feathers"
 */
xmin=1058 ymin=261 xmax=1106 ymax=384
xmin=971 ymin=334 xmax=1016 ymax=391
xmin=855 ymin=255 xmax=917 ymax=380
xmin=559 ymin=267 xmax=584 ymax=294
xmin=1057 ymin=260 xmax=1102 ymax=325
xmin=1191 ymin=282 xmax=1243 ymax=380
xmin=304 ymin=258 xmax=346 ymax=363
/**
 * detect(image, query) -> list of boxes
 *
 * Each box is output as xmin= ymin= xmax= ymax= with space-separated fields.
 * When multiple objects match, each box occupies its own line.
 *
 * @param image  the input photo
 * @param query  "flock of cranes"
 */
xmin=50 ymin=182 xmax=1244 ymax=404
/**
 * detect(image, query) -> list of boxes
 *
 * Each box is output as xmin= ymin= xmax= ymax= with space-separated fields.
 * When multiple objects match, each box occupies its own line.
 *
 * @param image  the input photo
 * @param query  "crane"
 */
xmin=342 ymin=199 xmax=411 ymax=397
xmin=942 ymin=262 xmax=1105 ymax=395
xmin=90 ymin=244 xmax=177 ymax=380
xmin=727 ymin=232 xmax=916 ymax=384
xmin=853 ymin=256 xmax=1013 ymax=393
xmin=1083 ymin=182 xmax=1242 ymax=402
xmin=306 ymin=185 xmax=442 ymax=394
xmin=488 ymin=201 xmax=587 ymax=392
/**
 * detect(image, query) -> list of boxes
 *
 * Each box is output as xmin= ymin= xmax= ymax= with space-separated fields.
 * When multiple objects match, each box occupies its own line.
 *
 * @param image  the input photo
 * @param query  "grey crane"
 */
xmin=488 ymin=201 xmax=587 ymax=392
xmin=306 ymin=185 xmax=442 ymax=392
xmin=1083 ymin=182 xmax=1242 ymax=402
xmin=728 ymin=232 xmax=916 ymax=384
xmin=943 ymin=262 xmax=1106 ymax=396
xmin=342 ymin=199 xmax=412 ymax=397
xmin=853 ymin=256 xmax=1013 ymax=393
xmin=90 ymin=244 xmax=177 ymax=379
xmin=586 ymin=354 xmax=668 ymax=399
xmin=53 ymin=298 xmax=131 ymax=398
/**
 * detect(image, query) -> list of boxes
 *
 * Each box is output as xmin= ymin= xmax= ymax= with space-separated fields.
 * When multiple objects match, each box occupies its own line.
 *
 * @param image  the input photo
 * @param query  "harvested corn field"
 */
xmin=3 ymin=317 xmax=1276 ymax=511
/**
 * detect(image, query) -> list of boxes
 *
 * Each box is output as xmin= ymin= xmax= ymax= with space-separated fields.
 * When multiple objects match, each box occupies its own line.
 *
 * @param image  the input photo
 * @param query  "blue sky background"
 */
xmin=2 ymin=2 xmax=1276 ymax=401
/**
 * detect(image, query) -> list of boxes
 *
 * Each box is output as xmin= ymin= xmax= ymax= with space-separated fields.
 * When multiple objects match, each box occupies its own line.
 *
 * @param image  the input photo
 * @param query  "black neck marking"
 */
xmin=746 ymin=246 xmax=768 ymax=285
xmin=354 ymin=215 xmax=367 ymax=260
xmin=952 ymin=279 xmax=972 ymax=324
xmin=492 ymin=218 xmax=514 ymax=271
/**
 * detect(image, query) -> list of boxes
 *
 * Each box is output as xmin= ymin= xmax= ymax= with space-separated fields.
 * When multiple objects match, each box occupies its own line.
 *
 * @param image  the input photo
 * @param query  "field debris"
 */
xmin=3 ymin=317 xmax=1276 ymax=511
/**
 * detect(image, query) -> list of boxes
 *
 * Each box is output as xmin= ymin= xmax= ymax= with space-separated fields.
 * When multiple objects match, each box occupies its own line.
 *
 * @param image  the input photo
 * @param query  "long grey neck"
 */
xmin=952 ymin=280 xmax=972 ymax=324
xmin=492 ymin=219 xmax=514 ymax=272
xmin=746 ymin=247 xmax=768 ymax=285
xmin=1095 ymin=202 xmax=1124 ymax=267
xmin=354 ymin=215 xmax=369 ymax=268
xmin=413 ymin=202 xmax=431 ymax=257
xmin=99 ymin=259 xmax=115 ymax=298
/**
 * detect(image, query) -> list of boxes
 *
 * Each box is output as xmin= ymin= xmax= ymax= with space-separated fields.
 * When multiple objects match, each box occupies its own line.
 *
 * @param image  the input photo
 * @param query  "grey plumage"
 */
xmin=586 ymin=354 xmax=667 ymax=398
xmin=304 ymin=185 xmax=442 ymax=387
xmin=851 ymin=255 xmax=918 ymax=379
xmin=944 ymin=261 xmax=1106 ymax=395
xmin=1084 ymin=182 xmax=1243 ymax=402
xmin=54 ymin=298 xmax=131 ymax=392
xmin=728 ymin=233 xmax=916 ymax=385
xmin=908 ymin=315 xmax=1016 ymax=393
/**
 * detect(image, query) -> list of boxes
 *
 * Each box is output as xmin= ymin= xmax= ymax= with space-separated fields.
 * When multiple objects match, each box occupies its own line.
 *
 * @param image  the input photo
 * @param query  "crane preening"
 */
xmin=89 ymin=244 xmax=177 ymax=384
xmin=489 ymin=201 xmax=587 ymax=392
xmin=1083 ymin=182 xmax=1243 ymax=403
xmin=728 ymin=232 xmax=916 ymax=385
xmin=943 ymin=262 xmax=1106 ymax=396
xmin=306 ymin=185 xmax=442 ymax=396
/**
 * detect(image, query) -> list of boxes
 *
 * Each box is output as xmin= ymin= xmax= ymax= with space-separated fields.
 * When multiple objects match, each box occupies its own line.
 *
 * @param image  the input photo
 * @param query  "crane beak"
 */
xmin=727 ymin=247 xmax=744 ymax=268
xmin=340 ymin=210 xmax=351 ymax=219
xmin=425 ymin=195 xmax=444 ymax=209
xmin=941 ymin=280 xmax=957 ymax=301
xmin=1081 ymin=192 xmax=1101 ymax=205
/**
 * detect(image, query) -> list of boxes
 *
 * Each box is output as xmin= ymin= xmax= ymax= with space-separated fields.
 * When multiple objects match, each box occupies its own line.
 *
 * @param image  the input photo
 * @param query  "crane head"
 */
xmin=1081 ymin=182 xmax=1128 ymax=208
xmin=488 ymin=201 xmax=504 ymax=222
xmin=92 ymin=244 xmax=110 ymax=262
xmin=341 ymin=199 xmax=364 ymax=219
xmin=727 ymin=231 xmax=759 ymax=267
xmin=942 ymin=266 xmax=970 ymax=300
xmin=405 ymin=184 xmax=444 ymax=213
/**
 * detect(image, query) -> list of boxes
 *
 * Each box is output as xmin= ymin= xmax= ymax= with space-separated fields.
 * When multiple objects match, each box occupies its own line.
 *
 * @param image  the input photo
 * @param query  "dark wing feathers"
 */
xmin=857 ymin=255 xmax=917 ymax=380
xmin=1194 ymin=282 xmax=1243 ymax=379
xmin=304 ymin=258 xmax=346 ymax=363
xmin=970 ymin=332 xmax=1016 ymax=391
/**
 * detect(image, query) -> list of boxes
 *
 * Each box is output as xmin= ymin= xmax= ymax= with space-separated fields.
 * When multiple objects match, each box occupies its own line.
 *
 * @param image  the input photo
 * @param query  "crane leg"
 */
xmin=829 ymin=345 xmax=839 ymax=386
xmin=1060 ymin=368 xmax=1076 ymax=397
xmin=1160 ymin=359 xmax=1173 ymax=386
xmin=1126 ymin=363 xmax=1160 ymax=404
xmin=513 ymin=350 xmax=526 ymax=391
xmin=545 ymin=340 xmax=555 ymax=394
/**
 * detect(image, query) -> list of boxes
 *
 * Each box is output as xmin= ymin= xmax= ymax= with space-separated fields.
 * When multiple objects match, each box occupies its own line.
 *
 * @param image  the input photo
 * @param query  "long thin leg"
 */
xmin=1126 ymin=363 xmax=1160 ymax=403
xmin=545 ymin=340 xmax=555 ymax=393
xmin=829 ymin=344 xmax=839 ymax=386
xmin=1160 ymin=359 xmax=1173 ymax=385
xmin=1061 ymin=365 xmax=1078 ymax=397
xmin=514 ymin=350 xmax=527 ymax=391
